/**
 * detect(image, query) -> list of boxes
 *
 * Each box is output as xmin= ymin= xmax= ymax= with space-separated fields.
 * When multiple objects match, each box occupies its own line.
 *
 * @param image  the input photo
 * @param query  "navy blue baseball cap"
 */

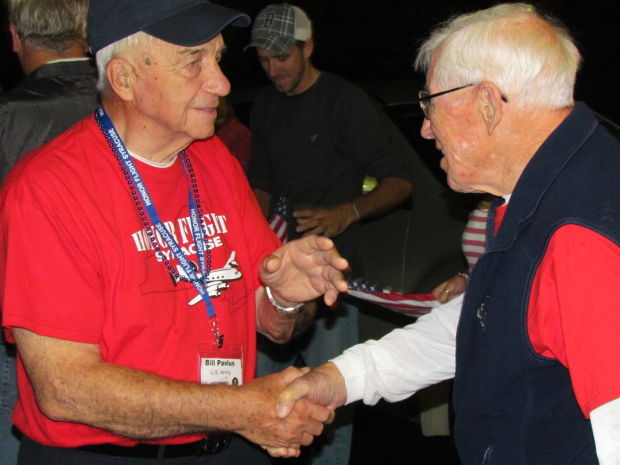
xmin=88 ymin=0 xmax=250 ymax=55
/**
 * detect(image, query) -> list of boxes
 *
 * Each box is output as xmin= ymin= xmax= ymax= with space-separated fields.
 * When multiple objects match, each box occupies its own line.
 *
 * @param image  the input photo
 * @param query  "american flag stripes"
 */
xmin=269 ymin=195 xmax=289 ymax=243
xmin=346 ymin=278 xmax=439 ymax=317
xmin=461 ymin=204 xmax=489 ymax=271
xmin=267 ymin=195 xmax=441 ymax=317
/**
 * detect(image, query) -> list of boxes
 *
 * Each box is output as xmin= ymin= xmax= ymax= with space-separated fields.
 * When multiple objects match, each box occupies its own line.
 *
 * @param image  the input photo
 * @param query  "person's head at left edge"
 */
xmin=8 ymin=0 xmax=90 ymax=74
xmin=88 ymin=0 xmax=250 ymax=154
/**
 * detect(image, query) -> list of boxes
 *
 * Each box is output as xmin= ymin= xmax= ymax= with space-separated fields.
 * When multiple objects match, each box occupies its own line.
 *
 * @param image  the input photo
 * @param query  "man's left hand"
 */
xmin=293 ymin=204 xmax=356 ymax=238
xmin=260 ymin=235 xmax=349 ymax=307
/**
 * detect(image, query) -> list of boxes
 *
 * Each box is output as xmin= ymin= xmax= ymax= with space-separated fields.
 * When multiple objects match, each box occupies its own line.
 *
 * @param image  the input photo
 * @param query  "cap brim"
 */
xmin=144 ymin=2 xmax=250 ymax=48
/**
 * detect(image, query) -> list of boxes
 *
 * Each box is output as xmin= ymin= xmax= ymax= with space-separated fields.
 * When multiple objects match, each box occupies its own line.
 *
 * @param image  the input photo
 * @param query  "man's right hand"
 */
xmin=276 ymin=363 xmax=347 ymax=416
xmin=232 ymin=366 xmax=334 ymax=451
xmin=260 ymin=362 xmax=348 ymax=457
xmin=12 ymin=329 xmax=333 ymax=452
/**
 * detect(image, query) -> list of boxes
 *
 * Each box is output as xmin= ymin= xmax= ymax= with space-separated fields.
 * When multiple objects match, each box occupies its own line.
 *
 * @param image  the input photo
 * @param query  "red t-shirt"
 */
xmin=0 ymin=116 xmax=280 ymax=446
xmin=492 ymin=205 xmax=620 ymax=418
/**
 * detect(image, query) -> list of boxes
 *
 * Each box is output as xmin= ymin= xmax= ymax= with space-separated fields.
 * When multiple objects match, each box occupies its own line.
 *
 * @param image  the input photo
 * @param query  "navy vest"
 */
xmin=453 ymin=103 xmax=620 ymax=465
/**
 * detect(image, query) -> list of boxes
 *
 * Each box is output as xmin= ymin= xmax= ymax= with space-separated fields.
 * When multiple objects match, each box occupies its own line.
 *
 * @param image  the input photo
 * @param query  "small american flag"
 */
xmin=267 ymin=195 xmax=441 ymax=317
xmin=269 ymin=195 xmax=289 ymax=243
xmin=346 ymin=278 xmax=439 ymax=318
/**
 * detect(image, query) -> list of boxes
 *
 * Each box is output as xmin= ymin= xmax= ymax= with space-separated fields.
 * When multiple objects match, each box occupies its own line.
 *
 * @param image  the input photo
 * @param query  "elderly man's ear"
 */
xmin=106 ymin=59 xmax=136 ymax=101
xmin=477 ymin=81 xmax=505 ymax=135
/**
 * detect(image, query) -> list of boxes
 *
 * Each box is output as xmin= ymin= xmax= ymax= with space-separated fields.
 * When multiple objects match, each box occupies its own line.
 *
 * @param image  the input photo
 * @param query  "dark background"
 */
xmin=220 ymin=0 xmax=620 ymax=123
xmin=1 ymin=0 xmax=619 ymax=123
xmin=0 ymin=5 xmax=615 ymax=463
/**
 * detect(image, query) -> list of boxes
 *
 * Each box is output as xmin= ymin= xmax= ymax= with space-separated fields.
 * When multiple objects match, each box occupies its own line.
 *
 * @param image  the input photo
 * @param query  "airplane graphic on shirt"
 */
xmin=171 ymin=251 xmax=242 ymax=305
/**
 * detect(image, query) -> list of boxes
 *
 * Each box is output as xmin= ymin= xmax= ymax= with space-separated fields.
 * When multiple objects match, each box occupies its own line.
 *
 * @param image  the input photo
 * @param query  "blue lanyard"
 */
xmin=95 ymin=106 xmax=223 ymax=346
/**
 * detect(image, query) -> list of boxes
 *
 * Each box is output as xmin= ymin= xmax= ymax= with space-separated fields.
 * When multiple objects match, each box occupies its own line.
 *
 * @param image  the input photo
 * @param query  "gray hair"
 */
xmin=95 ymin=32 xmax=155 ymax=92
xmin=8 ymin=0 xmax=88 ymax=54
xmin=415 ymin=3 xmax=581 ymax=109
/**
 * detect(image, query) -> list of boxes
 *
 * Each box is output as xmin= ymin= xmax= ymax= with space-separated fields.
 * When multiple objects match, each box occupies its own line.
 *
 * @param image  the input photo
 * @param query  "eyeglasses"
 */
xmin=417 ymin=84 xmax=475 ymax=119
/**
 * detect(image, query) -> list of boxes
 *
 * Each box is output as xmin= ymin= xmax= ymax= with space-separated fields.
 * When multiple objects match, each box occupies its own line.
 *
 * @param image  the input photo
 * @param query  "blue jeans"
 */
xmin=1 ymin=342 xmax=20 ymax=465
xmin=257 ymin=299 xmax=358 ymax=465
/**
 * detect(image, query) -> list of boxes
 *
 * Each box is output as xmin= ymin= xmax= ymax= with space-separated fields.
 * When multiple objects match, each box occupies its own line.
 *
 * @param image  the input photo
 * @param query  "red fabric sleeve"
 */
xmin=528 ymin=224 xmax=620 ymax=417
xmin=1 ymin=182 xmax=105 ymax=344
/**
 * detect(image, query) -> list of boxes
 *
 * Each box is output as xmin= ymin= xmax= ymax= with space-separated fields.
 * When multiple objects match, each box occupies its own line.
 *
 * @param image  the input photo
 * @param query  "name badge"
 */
xmin=198 ymin=343 xmax=243 ymax=385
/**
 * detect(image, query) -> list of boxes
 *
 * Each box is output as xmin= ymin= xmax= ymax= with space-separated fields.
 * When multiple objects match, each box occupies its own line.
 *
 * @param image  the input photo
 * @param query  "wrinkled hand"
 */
xmin=264 ymin=363 xmax=347 ymax=458
xmin=260 ymin=235 xmax=349 ymax=307
xmin=276 ymin=362 xmax=347 ymax=417
xmin=293 ymin=204 xmax=356 ymax=238
xmin=432 ymin=273 xmax=468 ymax=303
xmin=233 ymin=367 xmax=333 ymax=451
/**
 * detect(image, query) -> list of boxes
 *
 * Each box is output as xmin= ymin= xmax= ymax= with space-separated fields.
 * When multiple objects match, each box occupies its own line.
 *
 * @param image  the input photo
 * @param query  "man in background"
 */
xmin=0 ymin=0 xmax=98 ymax=182
xmin=0 ymin=1 xmax=97 ymax=462
xmin=245 ymin=4 xmax=413 ymax=463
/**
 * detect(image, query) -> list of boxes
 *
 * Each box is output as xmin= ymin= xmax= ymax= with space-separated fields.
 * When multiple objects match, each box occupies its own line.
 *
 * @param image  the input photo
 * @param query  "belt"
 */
xmin=77 ymin=433 xmax=232 ymax=459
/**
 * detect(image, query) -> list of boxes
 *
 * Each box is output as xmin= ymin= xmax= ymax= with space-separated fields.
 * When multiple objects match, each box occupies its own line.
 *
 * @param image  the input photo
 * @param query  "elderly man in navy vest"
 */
xmin=272 ymin=4 xmax=620 ymax=464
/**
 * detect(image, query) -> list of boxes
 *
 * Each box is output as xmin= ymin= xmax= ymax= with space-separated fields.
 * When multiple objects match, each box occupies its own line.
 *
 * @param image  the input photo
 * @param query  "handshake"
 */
xmin=232 ymin=363 xmax=347 ymax=458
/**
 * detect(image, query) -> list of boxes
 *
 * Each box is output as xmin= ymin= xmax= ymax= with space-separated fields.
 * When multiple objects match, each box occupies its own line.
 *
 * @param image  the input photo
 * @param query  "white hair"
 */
xmin=95 ymin=31 xmax=155 ymax=91
xmin=415 ymin=3 xmax=581 ymax=109
xmin=8 ymin=0 xmax=88 ymax=53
